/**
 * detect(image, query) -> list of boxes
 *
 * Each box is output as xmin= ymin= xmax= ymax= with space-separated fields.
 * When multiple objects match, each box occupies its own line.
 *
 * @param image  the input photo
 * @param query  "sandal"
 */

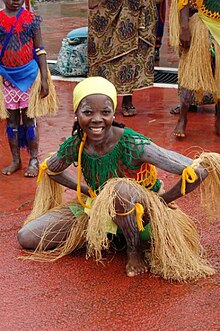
xmin=170 ymin=105 xmax=180 ymax=115
xmin=122 ymin=105 xmax=136 ymax=117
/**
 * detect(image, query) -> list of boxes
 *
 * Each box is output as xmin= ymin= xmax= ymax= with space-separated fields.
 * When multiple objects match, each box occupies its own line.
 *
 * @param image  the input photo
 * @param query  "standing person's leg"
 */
xmin=215 ymin=99 xmax=220 ymax=135
xmin=21 ymin=108 xmax=39 ymax=177
xmin=155 ymin=0 xmax=166 ymax=61
xmin=122 ymin=94 xmax=136 ymax=117
xmin=2 ymin=109 xmax=22 ymax=175
xmin=173 ymin=88 xmax=194 ymax=138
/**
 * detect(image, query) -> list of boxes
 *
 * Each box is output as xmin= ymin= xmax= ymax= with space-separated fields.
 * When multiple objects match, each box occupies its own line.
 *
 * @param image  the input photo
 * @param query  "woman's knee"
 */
xmin=17 ymin=225 xmax=39 ymax=250
xmin=114 ymin=181 xmax=137 ymax=211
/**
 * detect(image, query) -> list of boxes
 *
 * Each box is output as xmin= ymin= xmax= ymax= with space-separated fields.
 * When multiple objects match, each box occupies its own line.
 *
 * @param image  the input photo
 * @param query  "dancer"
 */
xmin=18 ymin=77 xmax=220 ymax=281
xmin=169 ymin=0 xmax=220 ymax=137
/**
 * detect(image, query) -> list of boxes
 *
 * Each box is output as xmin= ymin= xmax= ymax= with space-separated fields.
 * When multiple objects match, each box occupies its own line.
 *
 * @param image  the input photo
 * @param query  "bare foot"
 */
xmin=2 ymin=161 xmax=22 ymax=175
xmin=173 ymin=118 xmax=187 ymax=138
xmin=24 ymin=158 xmax=39 ymax=177
xmin=126 ymin=250 xmax=148 ymax=277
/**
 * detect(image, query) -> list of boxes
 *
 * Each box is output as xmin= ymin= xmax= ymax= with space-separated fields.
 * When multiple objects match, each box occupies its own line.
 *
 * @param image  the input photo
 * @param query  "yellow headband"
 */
xmin=73 ymin=76 xmax=117 ymax=113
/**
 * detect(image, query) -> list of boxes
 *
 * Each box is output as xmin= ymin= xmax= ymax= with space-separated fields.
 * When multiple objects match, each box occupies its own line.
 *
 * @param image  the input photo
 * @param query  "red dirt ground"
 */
xmin=0 ymin=82 xmax=220 ymax=331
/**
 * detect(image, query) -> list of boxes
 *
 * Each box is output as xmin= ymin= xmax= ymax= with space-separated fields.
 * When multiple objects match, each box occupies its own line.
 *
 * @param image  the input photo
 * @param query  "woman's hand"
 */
xmin=40 ymin=78 xmax=49 ymax=98
xmin=180 ymin=27 xmax=191 ymax=49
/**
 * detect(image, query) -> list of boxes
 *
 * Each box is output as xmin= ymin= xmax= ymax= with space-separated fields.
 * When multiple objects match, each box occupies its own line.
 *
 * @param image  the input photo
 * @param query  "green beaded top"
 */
xmin=203 ymin=0 xmax=220 ymax=13
xmin=57 ymin=127 xmax=160 ymax=192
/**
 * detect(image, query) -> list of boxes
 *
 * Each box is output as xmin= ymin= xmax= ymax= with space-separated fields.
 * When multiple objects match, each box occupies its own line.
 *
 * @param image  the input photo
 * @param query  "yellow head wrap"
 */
xmin=73 ymin=76 xmax=117 ymax=113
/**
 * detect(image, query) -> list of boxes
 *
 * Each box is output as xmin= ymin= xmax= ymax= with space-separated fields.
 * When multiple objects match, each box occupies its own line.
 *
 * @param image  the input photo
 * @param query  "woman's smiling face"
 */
xmin=76 ymin=94 xmax=115 ymax=141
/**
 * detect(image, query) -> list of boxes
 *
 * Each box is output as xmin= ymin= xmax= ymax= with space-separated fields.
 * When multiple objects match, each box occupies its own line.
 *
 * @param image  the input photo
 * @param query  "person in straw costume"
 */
xmin=18 ymin=76 xmax=220 ymax=281
xmin=0 ymin=0 xmax=58 ymax=177
xmin=169 ymin=0 xmax=220 ymax=137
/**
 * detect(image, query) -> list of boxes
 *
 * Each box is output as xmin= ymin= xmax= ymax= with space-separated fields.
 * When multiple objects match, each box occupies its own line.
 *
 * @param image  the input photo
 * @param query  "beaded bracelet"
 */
xmin=36 ymin=49 xmax=47 ymax=56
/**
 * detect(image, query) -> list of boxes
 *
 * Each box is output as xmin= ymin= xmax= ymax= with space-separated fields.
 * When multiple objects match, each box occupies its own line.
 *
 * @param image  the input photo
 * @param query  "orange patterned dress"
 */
xmin=88 ymin=0 xmax=157 ymax=95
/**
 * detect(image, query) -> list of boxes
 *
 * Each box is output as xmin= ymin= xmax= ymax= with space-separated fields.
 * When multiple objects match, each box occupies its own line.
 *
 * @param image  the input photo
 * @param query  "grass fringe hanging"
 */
xmin=27 ymin=67 xmax=59 ymax=118
xmin=21 ymin=208 xmax=88 ymax=262
xmin=195 ymin=152 xmax=220 ymax=219
xmin=86 ymin=178 xmax=215 ymax=281
xmin=178 ymin=14 xmax=217 ymax=98
xmin=24 ymin=173 xmax=64 ymax=225
xmin=0 ymin=68 xmax=58 ymax=120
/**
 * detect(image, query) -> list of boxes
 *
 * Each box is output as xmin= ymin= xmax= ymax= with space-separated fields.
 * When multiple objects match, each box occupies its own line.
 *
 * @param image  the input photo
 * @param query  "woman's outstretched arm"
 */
xmin=141 ymin=143 xmax=208 ymax=204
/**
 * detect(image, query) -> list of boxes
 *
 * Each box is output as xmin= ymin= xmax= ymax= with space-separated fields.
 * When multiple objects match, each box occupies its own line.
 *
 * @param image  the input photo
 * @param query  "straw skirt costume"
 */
xmin=169 ymin=0 xmax=220 ymax=101
xmin=22 ymin=77 xmax=220 ymax=282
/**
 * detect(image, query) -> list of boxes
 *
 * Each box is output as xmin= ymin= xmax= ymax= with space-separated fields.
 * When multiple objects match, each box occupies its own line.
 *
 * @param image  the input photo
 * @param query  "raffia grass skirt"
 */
xmin=178 ymin=13 xmax=220 ymax=100
xmin=22 ymin=171 xmax=218 ymax=281
xmin=0 ymin=67 xmax=58 ymax=120
xmin=86 ymin=178 xmax=215 ymax=281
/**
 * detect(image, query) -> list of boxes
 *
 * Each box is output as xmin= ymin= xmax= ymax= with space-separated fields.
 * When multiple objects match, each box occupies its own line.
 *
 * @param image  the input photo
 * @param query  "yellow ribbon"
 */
xmin=181 ymin=166 xmax=198 ymax=195
xmin=135 ymin=203 xmax=145 ymax=231
xmin=178 ymin=0 xmax=189 ymax=12
xmin=117 ymin=202 xmax=145 ymax=232
xmin=77 ymin=133 xmax=93 ymax=209
xmin=37 ymin=160 xmax=49 ymax=184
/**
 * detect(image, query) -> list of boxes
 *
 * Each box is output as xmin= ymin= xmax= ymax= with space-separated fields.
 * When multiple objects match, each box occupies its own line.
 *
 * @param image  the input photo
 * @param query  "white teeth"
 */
xmin=90 ymin=128 xmax=103 ymax=133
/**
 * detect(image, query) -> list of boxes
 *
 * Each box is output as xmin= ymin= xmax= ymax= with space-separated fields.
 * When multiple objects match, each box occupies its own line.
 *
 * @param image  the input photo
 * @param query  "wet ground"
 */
xmin=0 ymin=2 xmax=220 ymax=331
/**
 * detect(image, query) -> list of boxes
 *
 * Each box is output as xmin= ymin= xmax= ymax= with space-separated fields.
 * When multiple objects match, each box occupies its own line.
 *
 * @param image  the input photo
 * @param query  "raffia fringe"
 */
xmin=86 ymin=177 xmax=215 ymax=281
xmin=26 ymin=67 xmax=59 ymax=118
xmin=169 ymin=0 xmax=180 ymax=50
xmin=0 ymin=68 xmax=58 ymax=120
xmin=0 ymin=76 xmax=8 ymax=119
xmin=214 ymin=41 xmax=220 ymax=99
xmin=22 ymin=152 xmax=220 ymax=277
xmin=22 ymin=173 xmax=88 ymax=262
xmin=195 ymin=152 xmax=220 ymax=218
xmin=178 ymin=13 xmax=217 ymax=97
xmin=24 ymin=173 xmax=64 ymax=225
xmin=21 ymin=209 xmax=88 ymax=262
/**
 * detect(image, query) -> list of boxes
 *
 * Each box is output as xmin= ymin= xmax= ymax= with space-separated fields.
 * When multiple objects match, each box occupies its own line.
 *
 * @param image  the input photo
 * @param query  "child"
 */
xmin=0 ymin=0 xmax=58 ymax=176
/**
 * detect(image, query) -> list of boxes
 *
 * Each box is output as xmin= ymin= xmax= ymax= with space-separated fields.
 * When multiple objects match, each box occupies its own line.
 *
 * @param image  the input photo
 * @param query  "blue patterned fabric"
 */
xmin=56 ymin=27 xmax=88 ymax=77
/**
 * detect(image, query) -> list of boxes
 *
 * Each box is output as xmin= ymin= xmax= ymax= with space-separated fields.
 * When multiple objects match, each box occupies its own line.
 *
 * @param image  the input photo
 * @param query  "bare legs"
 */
xmin=22 ymin=109 xmax=39 ymax=177
xmin=2 ymin=108 xmax=39 ymax=176
xmin=174 ymin=89 xmax=220 ymax=138
xmin=173 ymin=88 xmax=194 ymax=138
xmin=2 ymin=109 xmax=22 ymax=175
xmin=18 ymin=207 xmax=74 ymax=250
xmin=18 ymin=181 xmax=149 ymax=277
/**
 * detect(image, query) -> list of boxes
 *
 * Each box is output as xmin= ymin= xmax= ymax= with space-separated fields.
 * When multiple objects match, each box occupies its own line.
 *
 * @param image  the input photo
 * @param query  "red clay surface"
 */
xmin=0 ymin=2 xmax=220 ymax=331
